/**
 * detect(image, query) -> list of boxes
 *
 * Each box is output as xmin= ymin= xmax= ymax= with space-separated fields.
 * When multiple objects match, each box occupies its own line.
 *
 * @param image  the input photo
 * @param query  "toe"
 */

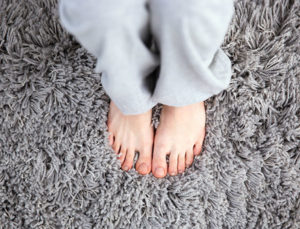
xmin=168 ymin=151 xmax=178 ymax=176
xmin=193 ymin=142 xmax=203 ymax=156
xmin=136 ymin=145 xmax=152 ymax=175
xmin=108 ymin=132 xmax=114 ymax=146
xmin=178 ymin=152 xmax=185 ymax=173
xmin=122 ymin=147 xmax=135 ymax=171
xmin=112 ymin=140 xmax=121 ymax=154
xmin=152 ymin=145 xmax=168 ymax=178
xmin=185 ymin=149 xmax=194 ymax=168
xmin=118 ymin=145 xmax=127 ymax=164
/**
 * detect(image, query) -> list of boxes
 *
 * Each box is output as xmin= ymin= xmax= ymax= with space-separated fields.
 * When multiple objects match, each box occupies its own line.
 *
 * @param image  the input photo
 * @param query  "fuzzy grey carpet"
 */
xmin=1 ymin=0 xmax=300 ymax=228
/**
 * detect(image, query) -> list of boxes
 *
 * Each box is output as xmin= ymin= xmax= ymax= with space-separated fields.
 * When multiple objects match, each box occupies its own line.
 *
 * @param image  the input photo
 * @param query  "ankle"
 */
xmin=163 ymin=102 xmax=202 ymax=112
xmin=110 ymin=100 xmax=152 ymax=118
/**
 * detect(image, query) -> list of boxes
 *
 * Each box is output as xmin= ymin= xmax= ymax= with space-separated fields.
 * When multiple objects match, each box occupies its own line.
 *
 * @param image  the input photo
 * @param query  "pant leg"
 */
xmin=58 ymin=0 xmax=159 ymax=115
xmin=148 ymin=0 xmax=234 ymax=106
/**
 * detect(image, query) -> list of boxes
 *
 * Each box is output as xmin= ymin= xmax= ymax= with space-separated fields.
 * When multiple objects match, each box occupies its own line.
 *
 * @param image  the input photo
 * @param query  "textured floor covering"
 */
xmin=1 ymin=0 xmax=300 ymax=228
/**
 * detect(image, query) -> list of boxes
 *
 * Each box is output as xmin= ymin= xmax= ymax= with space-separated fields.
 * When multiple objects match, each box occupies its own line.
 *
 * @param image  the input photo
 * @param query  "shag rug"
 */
xmin=1 ymin=0 xmax=300 ymax=228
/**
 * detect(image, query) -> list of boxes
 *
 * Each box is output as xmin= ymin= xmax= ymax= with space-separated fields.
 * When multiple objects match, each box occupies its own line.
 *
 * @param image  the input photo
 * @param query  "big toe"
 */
xmin=136 ymin=145 xmax=152 ymax=175
xmin=152 ymin=145 xmax=168 ymax=178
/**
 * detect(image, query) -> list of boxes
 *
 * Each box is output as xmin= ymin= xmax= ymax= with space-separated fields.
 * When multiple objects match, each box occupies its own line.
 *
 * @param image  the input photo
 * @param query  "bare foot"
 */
xmin=107 ymin=101 xmax=154 ymax=175
xmin=152 ymin=102 xmax=206 ymax=178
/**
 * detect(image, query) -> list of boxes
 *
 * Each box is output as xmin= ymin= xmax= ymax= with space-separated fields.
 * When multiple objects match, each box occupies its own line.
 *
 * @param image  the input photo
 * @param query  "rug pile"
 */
xmin=0 ymin=0 xmax=299 ymax=228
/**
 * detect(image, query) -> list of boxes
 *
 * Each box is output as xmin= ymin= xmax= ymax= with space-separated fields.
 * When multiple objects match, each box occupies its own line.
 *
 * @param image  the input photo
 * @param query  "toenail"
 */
xmin=155 ymin=167 xmax=165 ymax=176
xmin=123 ymin=166 xmax=129 ymax=170
xmin=178 ymin=170 xmax=183 ymax=173
xmin=170 ymin=172 xmax=176 ymax=176
xmin=138 ymin=163 xmax=148 ymax=172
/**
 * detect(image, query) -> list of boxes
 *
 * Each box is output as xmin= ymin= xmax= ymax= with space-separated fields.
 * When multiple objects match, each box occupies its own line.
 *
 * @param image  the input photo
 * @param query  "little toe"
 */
xmin=193 ymin=142 xmax=203 ymax=156
xmin=112 ymin=140 xmax=121 ymax=154
xmin=152 ymin=146 xmax=168 ymax=178
xmin=178 ymin=153 xmax=185 ymax=173
xmin=122 ymin=147 xmax=135 ymax=171
xmin=185 ymin=149 xmax=194 ymax=168
xmin=168 ymin=151 xmax=178 ymax=176
xmin=136 ymin=146 xmax=152 ymax=175
xmin=108 ymin=133 xmax=114 ymax=146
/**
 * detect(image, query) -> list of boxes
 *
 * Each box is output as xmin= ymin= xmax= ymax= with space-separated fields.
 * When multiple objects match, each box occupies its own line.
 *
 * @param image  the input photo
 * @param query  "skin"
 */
xmin=107 ymin=101 xmax=154 ymax=175
xmin=107 ymin=100 xmax=206 ymax=178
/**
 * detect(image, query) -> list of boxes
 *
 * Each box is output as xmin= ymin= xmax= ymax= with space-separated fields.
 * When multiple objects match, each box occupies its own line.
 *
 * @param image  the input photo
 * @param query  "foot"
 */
xmin=152 ymin=102 xmax=206 ymax=178
xmin=107 ymin=101 xmax=154 ymax=175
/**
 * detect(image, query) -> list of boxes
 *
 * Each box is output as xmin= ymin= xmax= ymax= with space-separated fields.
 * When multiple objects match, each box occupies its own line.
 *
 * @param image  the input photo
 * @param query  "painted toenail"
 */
xmin=155 ymin=168 xmax=164 ymax=176
xmin=138 ymin=163 xmax=148 ymax=172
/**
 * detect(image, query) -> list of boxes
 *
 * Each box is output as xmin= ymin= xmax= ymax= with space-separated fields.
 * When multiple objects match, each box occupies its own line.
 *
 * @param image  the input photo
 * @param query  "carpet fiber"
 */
xmin=1 ymin=0 xmax=300 ymax=228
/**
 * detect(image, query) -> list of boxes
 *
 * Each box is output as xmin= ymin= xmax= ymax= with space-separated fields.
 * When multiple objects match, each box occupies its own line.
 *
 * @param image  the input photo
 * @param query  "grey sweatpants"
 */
xmin=59 ymin=0 xmax=234 ymax=115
